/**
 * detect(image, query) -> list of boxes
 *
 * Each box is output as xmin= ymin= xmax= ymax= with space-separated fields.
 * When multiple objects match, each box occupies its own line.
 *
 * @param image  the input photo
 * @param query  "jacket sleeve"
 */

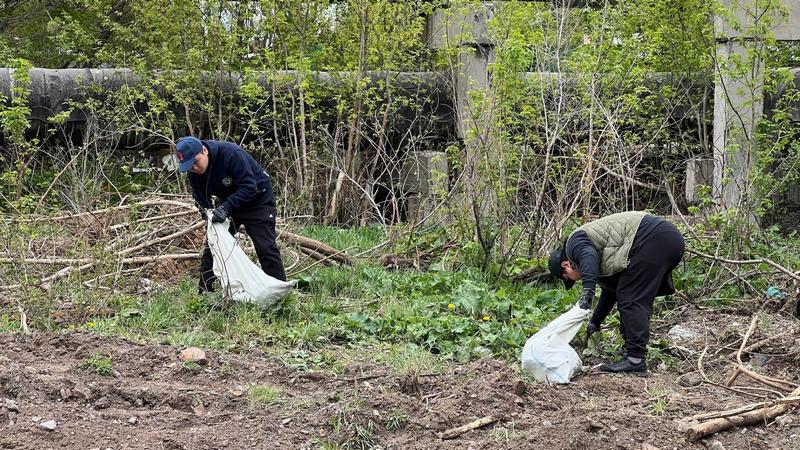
xmin=566 ymin=230 xmax=599 ymax=293
xmin=590 ymin=289 xmax=616 ymax=327
xmin=221 ymin=150 xmax=258 ymax=212
xmin=188 ymin=175 xmax=212 ymax=209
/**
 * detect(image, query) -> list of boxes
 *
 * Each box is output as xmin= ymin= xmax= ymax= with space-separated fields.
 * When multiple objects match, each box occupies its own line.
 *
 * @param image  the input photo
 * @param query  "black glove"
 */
xmin=211 ymin=205 xmax=228 ymax=223
xmin=197 ymin=206 xmax=208 ymax=221
xmin=578 ymin=288 xmax=594 ymax=310
xmin=584 ymin=321 xmax=600 ymax=348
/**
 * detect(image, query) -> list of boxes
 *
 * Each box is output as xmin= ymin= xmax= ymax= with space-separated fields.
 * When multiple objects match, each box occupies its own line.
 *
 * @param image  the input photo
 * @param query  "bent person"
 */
xmin=548 ymin=211 xmax=685 ymax=376
xmin=176 ymin=136 xmax=287 ymax=293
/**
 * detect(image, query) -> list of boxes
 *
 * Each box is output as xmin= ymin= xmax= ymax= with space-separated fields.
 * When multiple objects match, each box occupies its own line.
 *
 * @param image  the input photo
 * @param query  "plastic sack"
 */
xmin=206 ymin=218 xmax=294 ymax=308
xmin=521 ymin=302 xmax=591 ymax=384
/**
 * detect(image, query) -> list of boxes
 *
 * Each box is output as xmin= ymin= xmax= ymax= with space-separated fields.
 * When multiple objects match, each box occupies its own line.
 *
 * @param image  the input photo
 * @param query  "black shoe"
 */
xmin=599 ymin=358 xmax=648 ymax=377
xmin=612 ymin=348 xmax=627 ymax=359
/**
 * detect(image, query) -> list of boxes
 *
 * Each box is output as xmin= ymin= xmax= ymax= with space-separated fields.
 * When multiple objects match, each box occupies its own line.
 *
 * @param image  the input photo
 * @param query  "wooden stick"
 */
xmin=732 ymin=315 xmax=797 ymax=392
xmin=687 ymin=249 xmax=800 ymax=282
xmin=728 ymin=329 xmax=798 ymax=358
xmin=687 ymin=396 xmax=800 ymax=422
xmin=18 ymin=305 xmax=30 ymax=335
xmin=440 ymin=416 xmax=498 ymax=440
xmin=0 ymin=257 xmax=93 ymax=264
xmin=696 ymin=346 xmax=769 ymax=399
xmin=277 ymin=230 xmax=352 ymax=265
xmin=109 ymin=210 xmax=197 ymax=230
xmin=24 ymin=198 xmax=195 ymax=222
xmin=687 ymin=386 xmax=800 ymax=442
xmin=116 ymin=220 xmax=203 ymax=256
xmin=0 ymin=253 xmax=201 ymax=291
xmin=298 ymin=247 xmax=335 ymax=266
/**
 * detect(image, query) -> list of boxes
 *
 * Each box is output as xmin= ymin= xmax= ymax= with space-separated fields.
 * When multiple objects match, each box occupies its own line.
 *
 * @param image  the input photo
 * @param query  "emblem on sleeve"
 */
xmin=222 ymin=177 xmax=233 ymax=186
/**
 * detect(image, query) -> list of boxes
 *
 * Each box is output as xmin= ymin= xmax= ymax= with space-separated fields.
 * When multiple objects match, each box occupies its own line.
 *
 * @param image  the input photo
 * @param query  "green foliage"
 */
xmin=328 ymin=403 xmax=379 ymax=450
xmin=384 ymin=409 xmax=408 ymax=431
xmin=80 ymin=353 xmax=113 ymax=376
xmin=249 ymin=385 xmax=284 ymax=405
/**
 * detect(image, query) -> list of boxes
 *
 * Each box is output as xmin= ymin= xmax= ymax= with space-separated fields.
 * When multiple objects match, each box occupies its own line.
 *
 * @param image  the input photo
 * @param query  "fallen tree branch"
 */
xmin=277 ymin=229 xmax=352 ymax=265
xmin=109 ymin=209 xmax=197 ymax=231
xmin=686 ymin=386 xmax=800 ymax=442
xmin=730 ymin=315 xmax=798 ymax=393
xmin=440 ymin=416 xmax=498 ymax=440
xmin=116 ymin=220 xmax=204 ymax=256
xmin=696 ymin=346 xmax=768 ymax=399
xmin=687 ymin=395 xmax=800 ymax=422
xmin=727 ymin=329 xmax=799 ymax=358
xmin=687 ymin=249 xmax=800 ymax=283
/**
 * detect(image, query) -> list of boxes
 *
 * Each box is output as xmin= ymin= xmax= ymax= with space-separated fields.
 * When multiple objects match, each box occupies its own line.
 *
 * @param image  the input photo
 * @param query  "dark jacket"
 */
xmin=566 ymin=214 xmax=672 ymax=295
xmin=187 ymin=140 xmax=276 ymax=216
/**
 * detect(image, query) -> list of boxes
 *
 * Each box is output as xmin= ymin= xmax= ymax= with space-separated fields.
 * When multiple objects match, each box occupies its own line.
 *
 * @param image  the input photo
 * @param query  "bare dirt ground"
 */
xmin=1 ymin=308 xmax=798 ymax=450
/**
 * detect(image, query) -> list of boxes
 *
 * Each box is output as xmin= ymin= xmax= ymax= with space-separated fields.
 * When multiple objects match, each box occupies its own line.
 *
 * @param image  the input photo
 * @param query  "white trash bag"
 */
xmin=521 ymin=302 xmax=591 ymax=384
xmin=206 ymin=218 xmax=294 ymax=308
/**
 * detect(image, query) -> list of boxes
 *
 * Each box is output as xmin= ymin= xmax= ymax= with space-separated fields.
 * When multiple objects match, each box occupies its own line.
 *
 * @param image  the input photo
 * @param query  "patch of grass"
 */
xmin=80 ymin=353 xmax=113 ymax=376
xmin=648 ymin=387 xmax=670 ymax=416
xmin=493 ymin=422 xmax=518 ymax=444
xmin=385 ymin=343 xmax=442 ymax=376
xmin=249 ymin=385 xmax=283 ymax=405
xmin=181 ymin=360 xmax=202 ymax=373
xmin=384 ymin=409 xmax=408 ymax=431
xmin=329 ymin=403 xmax=379 ymax=450
xmin=0 ymin=314 xmax=20 ymax=333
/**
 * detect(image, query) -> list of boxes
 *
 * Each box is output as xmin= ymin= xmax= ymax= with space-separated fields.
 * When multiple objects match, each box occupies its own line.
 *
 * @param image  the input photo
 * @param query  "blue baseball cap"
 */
xmin=175 ymin=137 xmax=204 ymax=172
xmin=548 ymin=245 xmax=575 ymax=289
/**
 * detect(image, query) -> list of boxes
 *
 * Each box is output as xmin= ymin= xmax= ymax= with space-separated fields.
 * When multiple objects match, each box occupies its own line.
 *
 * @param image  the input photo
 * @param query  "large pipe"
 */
xmin=0 ymin=68 xmax=456 ymax=149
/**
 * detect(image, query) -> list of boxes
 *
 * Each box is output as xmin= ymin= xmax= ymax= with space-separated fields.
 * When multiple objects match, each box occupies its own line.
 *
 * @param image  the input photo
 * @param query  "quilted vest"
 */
xmin=568 ymin=211 xmax=647 ymax=277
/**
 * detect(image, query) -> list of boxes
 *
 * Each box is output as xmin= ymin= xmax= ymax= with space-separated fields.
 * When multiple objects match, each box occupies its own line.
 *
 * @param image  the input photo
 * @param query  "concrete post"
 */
xmin=713 ymin=0 xmax=800 ymax=209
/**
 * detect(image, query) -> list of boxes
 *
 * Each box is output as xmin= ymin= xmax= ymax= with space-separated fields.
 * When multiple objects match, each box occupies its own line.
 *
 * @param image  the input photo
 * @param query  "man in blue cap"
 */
xmin=547 ymin=211 xmax=684 ymax=376
xmin=176 ymin=136 xmax=286 ymax=293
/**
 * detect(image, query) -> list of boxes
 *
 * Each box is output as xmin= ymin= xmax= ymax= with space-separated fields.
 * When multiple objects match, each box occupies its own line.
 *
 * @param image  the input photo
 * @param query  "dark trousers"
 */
xmin=590 ymin=222 xmax=685 ymax=360
xmin=199 ymin=205 xmax=286 ymax=293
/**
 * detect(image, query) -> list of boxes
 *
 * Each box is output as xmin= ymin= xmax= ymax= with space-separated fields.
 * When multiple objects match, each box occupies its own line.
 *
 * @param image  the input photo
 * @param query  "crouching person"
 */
xmin=548 ymin=211 xmax=685 ymax=376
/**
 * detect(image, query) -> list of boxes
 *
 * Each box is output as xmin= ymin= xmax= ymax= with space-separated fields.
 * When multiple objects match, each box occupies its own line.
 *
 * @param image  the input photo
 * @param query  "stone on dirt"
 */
xmin=179 ymin=347 xmax=208 ymax=365
xmin=709 ymin=441 xmax=726 ymax=450
xmin=677 ymin=372 xmax=703 ymax=387
xmin=512 ymin=380 xmax=526 ymax=396
xmin=39 ymin=419 xmax=58 ymax=431
xmin=667 ymin=325 xmax=700 ymax=342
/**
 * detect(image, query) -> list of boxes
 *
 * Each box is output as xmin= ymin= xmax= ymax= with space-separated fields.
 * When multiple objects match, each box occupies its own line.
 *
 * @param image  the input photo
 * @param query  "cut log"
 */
xmin=277 ymin=230 xmax=352 ymax=265
xmin=686 ymin=387 xmax=800 ymax=442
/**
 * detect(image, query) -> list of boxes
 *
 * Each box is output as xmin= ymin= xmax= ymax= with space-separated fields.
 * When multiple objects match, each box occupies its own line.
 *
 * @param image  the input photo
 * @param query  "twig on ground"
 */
xmin=440 ymin=416 xmax=499 ymax=440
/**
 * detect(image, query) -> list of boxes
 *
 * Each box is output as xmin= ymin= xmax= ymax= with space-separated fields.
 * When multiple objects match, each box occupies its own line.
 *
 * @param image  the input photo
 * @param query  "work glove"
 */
xmin=578 ymin=288 xmax=594 ymax=310
xmin=584 ymin=321 xmax=600 ymax=348
xmin=211 ymin=205 xmax=228 ymax=223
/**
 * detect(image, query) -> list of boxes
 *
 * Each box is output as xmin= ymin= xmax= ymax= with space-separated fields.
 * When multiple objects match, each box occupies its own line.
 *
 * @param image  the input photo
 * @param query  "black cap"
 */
xmin=548 ymin=246 xmax=575 ymax=290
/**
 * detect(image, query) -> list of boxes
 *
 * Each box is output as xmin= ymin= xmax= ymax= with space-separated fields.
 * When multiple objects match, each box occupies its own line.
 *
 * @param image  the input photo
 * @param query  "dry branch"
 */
xmin=686 ymin=386 xmax=800 ymax=442
xmin=730 ymin=315 xmax=798 ymax=393
xmin=687 ymin=249 xmax=800 ymax=283
xmin=0 ymin=196 xmax=354 ymax=292
xmin=277 ymin=230 xmax=352 ymax=265
xmin=440 ymin=416 xmax=498 ymax=440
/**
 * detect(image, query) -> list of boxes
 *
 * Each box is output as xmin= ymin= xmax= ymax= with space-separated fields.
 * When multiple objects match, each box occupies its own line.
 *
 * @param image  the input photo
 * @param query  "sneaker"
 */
xmin=599 ymin=358 xmax=648 ymax=377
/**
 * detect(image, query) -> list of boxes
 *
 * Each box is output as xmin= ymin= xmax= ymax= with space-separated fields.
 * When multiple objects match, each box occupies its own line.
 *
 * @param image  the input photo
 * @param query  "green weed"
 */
xmin=385 ymin=409 xmax=408 ymax=431
xmin=182 ymin=360 xmax=202 ymax=373
xmin=249 ymin=385 xmax=283 ymax=405
xmin=329 ymin=403 xmax=379 ymax=450
xmin=80 ymin=353 xmax=112 ymax=376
